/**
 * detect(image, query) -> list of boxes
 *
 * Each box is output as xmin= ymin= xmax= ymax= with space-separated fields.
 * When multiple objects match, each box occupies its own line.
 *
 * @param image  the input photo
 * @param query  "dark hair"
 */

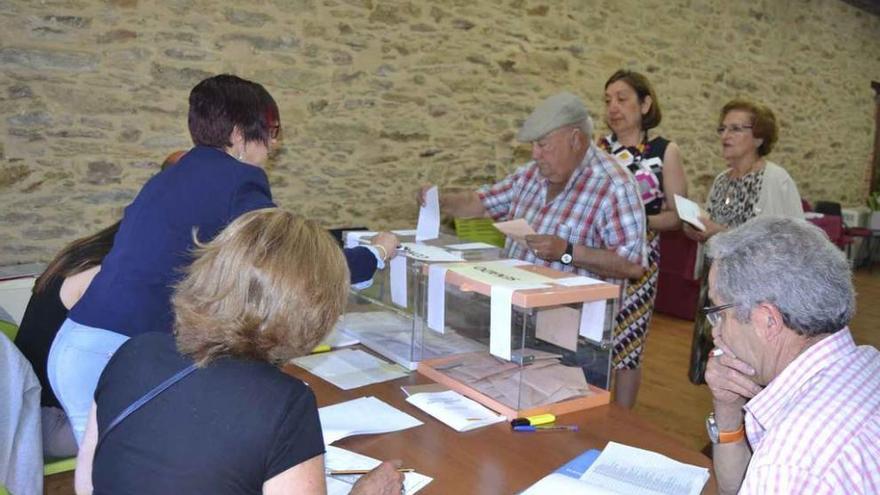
xmin=187 ymin=74 xmax=279 ymax=149
xmin=720 ymin=99 xmax=778 ymax=156
xmin=604 ymin=69 xmax=662 ymax=130
xmin=34 ymin=222 xmax=120 ymax=294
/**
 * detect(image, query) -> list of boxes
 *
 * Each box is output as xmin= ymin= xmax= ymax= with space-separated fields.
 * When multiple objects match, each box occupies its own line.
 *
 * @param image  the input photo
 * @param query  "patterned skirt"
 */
xmin=612 ymin=230 xmax=660 ymax=370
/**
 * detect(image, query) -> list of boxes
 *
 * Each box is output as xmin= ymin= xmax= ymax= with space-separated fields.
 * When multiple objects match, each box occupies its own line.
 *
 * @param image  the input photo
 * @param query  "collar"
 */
xmin=744 ymin=327 xmax=856 ymax=434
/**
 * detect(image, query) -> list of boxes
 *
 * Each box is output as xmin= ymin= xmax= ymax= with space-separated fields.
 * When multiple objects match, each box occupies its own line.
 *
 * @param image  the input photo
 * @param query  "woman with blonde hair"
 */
xmin=75 ymin=209 xmax=403 ymax=495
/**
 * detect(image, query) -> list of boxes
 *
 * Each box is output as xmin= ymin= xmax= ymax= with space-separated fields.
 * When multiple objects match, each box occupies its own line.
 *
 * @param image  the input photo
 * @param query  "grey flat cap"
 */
xmin=516 ymin=91 xmax=588 ymax=142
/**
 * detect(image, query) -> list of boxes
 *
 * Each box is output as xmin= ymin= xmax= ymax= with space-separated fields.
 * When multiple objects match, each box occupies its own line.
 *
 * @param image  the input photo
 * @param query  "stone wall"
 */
xmin=1 ymin=0 xmax=879 ymax=264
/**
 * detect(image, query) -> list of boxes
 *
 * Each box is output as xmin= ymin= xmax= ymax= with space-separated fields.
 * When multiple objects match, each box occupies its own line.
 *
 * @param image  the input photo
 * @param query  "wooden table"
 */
xmin=285 ymin=363 xmax=717 ymax=494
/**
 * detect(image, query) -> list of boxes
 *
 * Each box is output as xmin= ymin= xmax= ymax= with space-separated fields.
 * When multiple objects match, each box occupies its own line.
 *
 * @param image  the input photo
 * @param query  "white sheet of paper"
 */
xmin=499 ymin=258 xmax=532 ymax=267
xmin=489 ymin=285 xmax=515 ymax=360
xmin=493 ymin=218 xmax=536 ymax=244
xmin=416 ymin=186 xmax=440 ymax=241
xmin=579 ymin=442 xmax=710 ymax=495
xmin=673 ymin=194 xmax=706 ymax=231
xmin=390 ymin=255 xmax=408 ymax=307
xmin=292 ymin=349 xmax=407 ymax=390
xmin=427 ymin=264 xmax=447 ymax=333
xmin=520 ymin=473 xmax=617 ymax=495
xmin=319 ymin=396 xmax=423 ymax=446
xmin=578 ymin=301 xmax=607 ymax=343
xmin=554 ymin=276 xmax=605 ymax=287
xmin=323 ymin=321 xmax=361 ymax=348
xmin=400 ymin=243 xmax=464 ymax=262
xmin=325 ymin=446 xmax=433 ymax=495
xmin=406 ymin=390 xmax=506 ymax=432
xmin=444 ymin=242 xmax=497 ymax=250
xmin=344 ymin=231 xmax=376 ymax=249
xmin=391 ymin=229 xmax=418 ymax=236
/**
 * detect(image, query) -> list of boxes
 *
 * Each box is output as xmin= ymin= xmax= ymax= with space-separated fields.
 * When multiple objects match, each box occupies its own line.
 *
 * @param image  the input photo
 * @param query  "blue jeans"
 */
xmin=47 ymin=318 xmax=129 ymax=446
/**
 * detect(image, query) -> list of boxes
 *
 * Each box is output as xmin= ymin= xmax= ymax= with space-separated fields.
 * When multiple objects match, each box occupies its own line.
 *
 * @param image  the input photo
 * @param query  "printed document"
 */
xmin=325 ymin=446 xmax=432 ymax=495
xmin=405 ymin=390 xmax=505 ymax=432
xmin=292 ymin=348 xmax=407 ymax=390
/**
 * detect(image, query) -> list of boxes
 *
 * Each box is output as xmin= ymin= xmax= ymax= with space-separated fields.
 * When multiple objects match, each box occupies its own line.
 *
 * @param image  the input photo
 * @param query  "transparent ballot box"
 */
xmin=341 ymin=230 xmax=501 ymax=370
xmin=416 ymin=260 xmax=619 ymax=419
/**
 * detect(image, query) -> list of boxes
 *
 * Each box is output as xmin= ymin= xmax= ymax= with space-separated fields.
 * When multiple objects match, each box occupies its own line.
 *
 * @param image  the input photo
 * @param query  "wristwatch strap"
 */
xmin=718 ymin=424 xmax=746 ymax=444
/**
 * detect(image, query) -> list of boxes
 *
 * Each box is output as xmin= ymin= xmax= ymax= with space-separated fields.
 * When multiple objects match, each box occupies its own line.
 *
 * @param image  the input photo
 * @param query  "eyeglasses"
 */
xmin=716 ymin=124 xmax=753 ymax=136
xmin=702 ymin=302 xmax=738 ymax=326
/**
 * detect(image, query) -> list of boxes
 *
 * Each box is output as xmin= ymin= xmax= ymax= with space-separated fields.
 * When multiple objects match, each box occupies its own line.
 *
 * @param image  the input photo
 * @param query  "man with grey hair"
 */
xmin=704 ymin=216 xmax=879 ymax=494
xmin=418 ymin=92 xmax=645 ymax=280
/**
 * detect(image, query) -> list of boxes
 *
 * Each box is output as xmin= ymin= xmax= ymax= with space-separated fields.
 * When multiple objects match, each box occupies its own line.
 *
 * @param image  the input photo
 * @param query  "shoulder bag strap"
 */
xmin=95 ymin=363 xmax=199 ymax=452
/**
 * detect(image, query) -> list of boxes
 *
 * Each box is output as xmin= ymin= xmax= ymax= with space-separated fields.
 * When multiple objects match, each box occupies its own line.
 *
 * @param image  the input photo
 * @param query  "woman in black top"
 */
xmin=75 ymin=210 xmax=403 ymax=495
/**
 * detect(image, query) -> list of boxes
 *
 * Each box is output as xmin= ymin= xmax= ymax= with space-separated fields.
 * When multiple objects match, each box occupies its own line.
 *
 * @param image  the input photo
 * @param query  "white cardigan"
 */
xmin=707 ymin=161 xmax=804 ymax=220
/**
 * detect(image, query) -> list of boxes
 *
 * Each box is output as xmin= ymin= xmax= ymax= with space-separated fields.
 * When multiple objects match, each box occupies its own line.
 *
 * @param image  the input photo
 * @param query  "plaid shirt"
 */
xmin=741 ymin=328 xmax=880 ymax=495
xmin=477 ymin=145 xmax=646 ymax=280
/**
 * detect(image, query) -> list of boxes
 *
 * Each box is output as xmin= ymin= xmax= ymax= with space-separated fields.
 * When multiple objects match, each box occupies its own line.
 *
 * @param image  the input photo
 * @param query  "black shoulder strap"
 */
xmin=95 ymin=363 xmax=199 ymax=452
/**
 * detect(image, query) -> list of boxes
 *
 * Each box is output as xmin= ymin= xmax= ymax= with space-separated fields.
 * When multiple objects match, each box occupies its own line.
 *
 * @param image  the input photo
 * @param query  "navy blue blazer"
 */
xmin=70 ymin=146 xmax=376 ymax=338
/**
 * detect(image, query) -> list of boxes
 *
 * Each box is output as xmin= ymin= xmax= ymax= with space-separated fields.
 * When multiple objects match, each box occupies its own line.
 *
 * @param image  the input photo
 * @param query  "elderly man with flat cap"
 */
xmin=418 ymin=92 xmax=647 ymax=404
xmin=704 ymin=216 xmax=879 ymax=494
xmin=420 ymin=92 xmax=645 ymax=280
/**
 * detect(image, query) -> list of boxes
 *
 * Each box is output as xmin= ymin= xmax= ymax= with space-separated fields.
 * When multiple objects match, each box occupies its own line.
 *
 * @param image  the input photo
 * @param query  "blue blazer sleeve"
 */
xmin=344 ymin=246 xmax=378 ymax=284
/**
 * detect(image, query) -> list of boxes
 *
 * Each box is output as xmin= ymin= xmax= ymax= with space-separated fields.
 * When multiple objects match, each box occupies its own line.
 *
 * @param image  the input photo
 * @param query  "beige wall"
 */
xmin=1 ymin=0 xmax=878 ymax=264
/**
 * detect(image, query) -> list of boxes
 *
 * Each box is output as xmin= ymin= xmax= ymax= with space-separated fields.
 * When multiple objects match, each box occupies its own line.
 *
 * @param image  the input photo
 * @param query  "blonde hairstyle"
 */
xmin=173 ymin=209 xmax=349 ymax=367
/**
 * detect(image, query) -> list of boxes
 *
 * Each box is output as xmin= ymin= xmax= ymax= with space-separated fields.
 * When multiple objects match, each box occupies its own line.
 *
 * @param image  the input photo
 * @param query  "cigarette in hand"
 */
xmin=710 ymin=348 xmax=724 ymax=358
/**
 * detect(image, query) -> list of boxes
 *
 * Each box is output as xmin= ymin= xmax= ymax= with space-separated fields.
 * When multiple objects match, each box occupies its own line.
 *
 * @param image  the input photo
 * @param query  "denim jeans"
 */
xmin=47 ymin=318 xmax=129 ymax=446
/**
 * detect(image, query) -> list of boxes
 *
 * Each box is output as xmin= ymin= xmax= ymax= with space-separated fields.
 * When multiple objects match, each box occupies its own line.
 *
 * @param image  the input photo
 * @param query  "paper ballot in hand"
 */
xmin=673 ymin=194 xmax=706 ymax=232
xmin=493 ymin=218 xmax=536 ymax=244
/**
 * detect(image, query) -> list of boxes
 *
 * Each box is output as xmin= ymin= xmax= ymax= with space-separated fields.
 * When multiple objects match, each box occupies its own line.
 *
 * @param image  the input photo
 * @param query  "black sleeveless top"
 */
xmin=599 ymin=135 xmax=670 ymax=216
xmin=14 ymin=275 xmax=68 ymax=408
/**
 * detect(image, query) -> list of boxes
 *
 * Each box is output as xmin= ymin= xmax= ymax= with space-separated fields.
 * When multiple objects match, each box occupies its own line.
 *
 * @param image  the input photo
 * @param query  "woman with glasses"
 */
xmin=598 ymin=70 xmax=688 ymax=408
xmin=48 ymin=74 xmax=399 ymax=446
xmin=685 ymin=98 xmax=803 ymax=383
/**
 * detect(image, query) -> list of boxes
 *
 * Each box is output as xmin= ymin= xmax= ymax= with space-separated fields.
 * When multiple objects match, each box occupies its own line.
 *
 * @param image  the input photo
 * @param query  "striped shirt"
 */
xmin=477 ymin=145 xmax=646 ymax=281
xmin=741 ymin=328 xmax=880 ymax=494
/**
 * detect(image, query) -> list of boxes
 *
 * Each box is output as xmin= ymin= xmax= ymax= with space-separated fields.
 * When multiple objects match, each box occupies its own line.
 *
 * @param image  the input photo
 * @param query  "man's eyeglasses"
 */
xmin=702 ymin=302 xmax=738 ymax=326
xmin=716 ymin=124 xmax=753 ymax=136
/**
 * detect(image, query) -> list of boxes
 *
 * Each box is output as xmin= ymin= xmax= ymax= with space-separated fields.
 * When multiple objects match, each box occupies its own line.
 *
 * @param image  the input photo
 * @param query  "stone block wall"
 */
xmin=1 ymin=0 xmax=879 ymax=264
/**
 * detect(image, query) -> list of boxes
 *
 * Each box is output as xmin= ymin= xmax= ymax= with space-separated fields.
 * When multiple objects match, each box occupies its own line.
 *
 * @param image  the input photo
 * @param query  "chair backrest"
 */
xmin=814 ymin=200 xmax=842 ymax=217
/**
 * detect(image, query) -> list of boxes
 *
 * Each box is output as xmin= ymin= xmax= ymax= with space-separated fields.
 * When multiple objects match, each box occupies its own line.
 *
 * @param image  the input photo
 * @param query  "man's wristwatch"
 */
xmin=560 ymin=242 xmax=573 ymax=265
xmin=706 ymin=412 xmax=745 ymax=444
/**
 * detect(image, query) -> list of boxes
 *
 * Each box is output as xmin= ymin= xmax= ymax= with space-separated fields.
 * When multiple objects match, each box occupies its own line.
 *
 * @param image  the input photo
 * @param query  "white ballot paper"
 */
xmin=553 ymin=276 xmax=605 ymax=287
xmin=390 ymin=255 xmax=408 ymax=307
xmin=579 ymin=441 xmax=710 ymax=495
xmin=325 ymin=446 xmax=433 ymax=495
xmin=579 ymin=301 xmax=607 ymax=343
xmin=416 ymin=186 xmax=440 ymax=241
xmin=493 ymin=218 xmax=536 ymax=244
xmin=318 ymin=396 xmax=423 ymax=446
xmin=673 ymin=194 xmax=706 ymax=231
xmin=292 ymin=348 xmax=407 ymax=390
xmin=426 ymin=264 xmax=448 ymax=333
xmin=406 ymin=390 xmax=505 ymax=432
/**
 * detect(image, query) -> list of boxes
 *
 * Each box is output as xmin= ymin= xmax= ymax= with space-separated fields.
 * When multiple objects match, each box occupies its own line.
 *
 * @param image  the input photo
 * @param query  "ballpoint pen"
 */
xmin=513 ymin=425 xmax=579 ymax=432
xmin=328 ymin=468 xmax=415 ymax=475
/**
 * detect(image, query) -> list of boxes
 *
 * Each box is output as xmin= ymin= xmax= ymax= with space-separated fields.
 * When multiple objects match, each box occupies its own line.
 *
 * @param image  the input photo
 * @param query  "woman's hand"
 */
xmin=683 ymin=215 xmax=726 ymax=243
xmin=350 ymin=460 xmax=405 ymax=495
xmin=370 ymin=232 xmax=399 ymax=262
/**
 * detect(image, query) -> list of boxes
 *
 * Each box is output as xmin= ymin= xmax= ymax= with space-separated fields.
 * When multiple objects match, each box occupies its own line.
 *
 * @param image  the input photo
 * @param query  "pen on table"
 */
xmin=710 ymin=348 xmax=724 ymax=358
xmin=513 ymin=425 xmax=579 ymax=432
xmin=311 ymin=344 xmax=331 ymax=354
xmin=328 ymin=468 xmax=415 ymax=475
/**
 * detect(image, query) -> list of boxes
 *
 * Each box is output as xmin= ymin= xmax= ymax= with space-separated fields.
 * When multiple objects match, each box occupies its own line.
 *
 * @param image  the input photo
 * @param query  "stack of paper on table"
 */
xmin=325 ymin=446 xmax=432 ymax=495
xmin=291 ymin=348 xmax=407 ymax=390
xmin=522 ymin=441 xmax=710 ymax=495
xmin=406 ymin=389 xmax=506 ymax=432
xmin=319 ymin=396 xmax=423 ymax=446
